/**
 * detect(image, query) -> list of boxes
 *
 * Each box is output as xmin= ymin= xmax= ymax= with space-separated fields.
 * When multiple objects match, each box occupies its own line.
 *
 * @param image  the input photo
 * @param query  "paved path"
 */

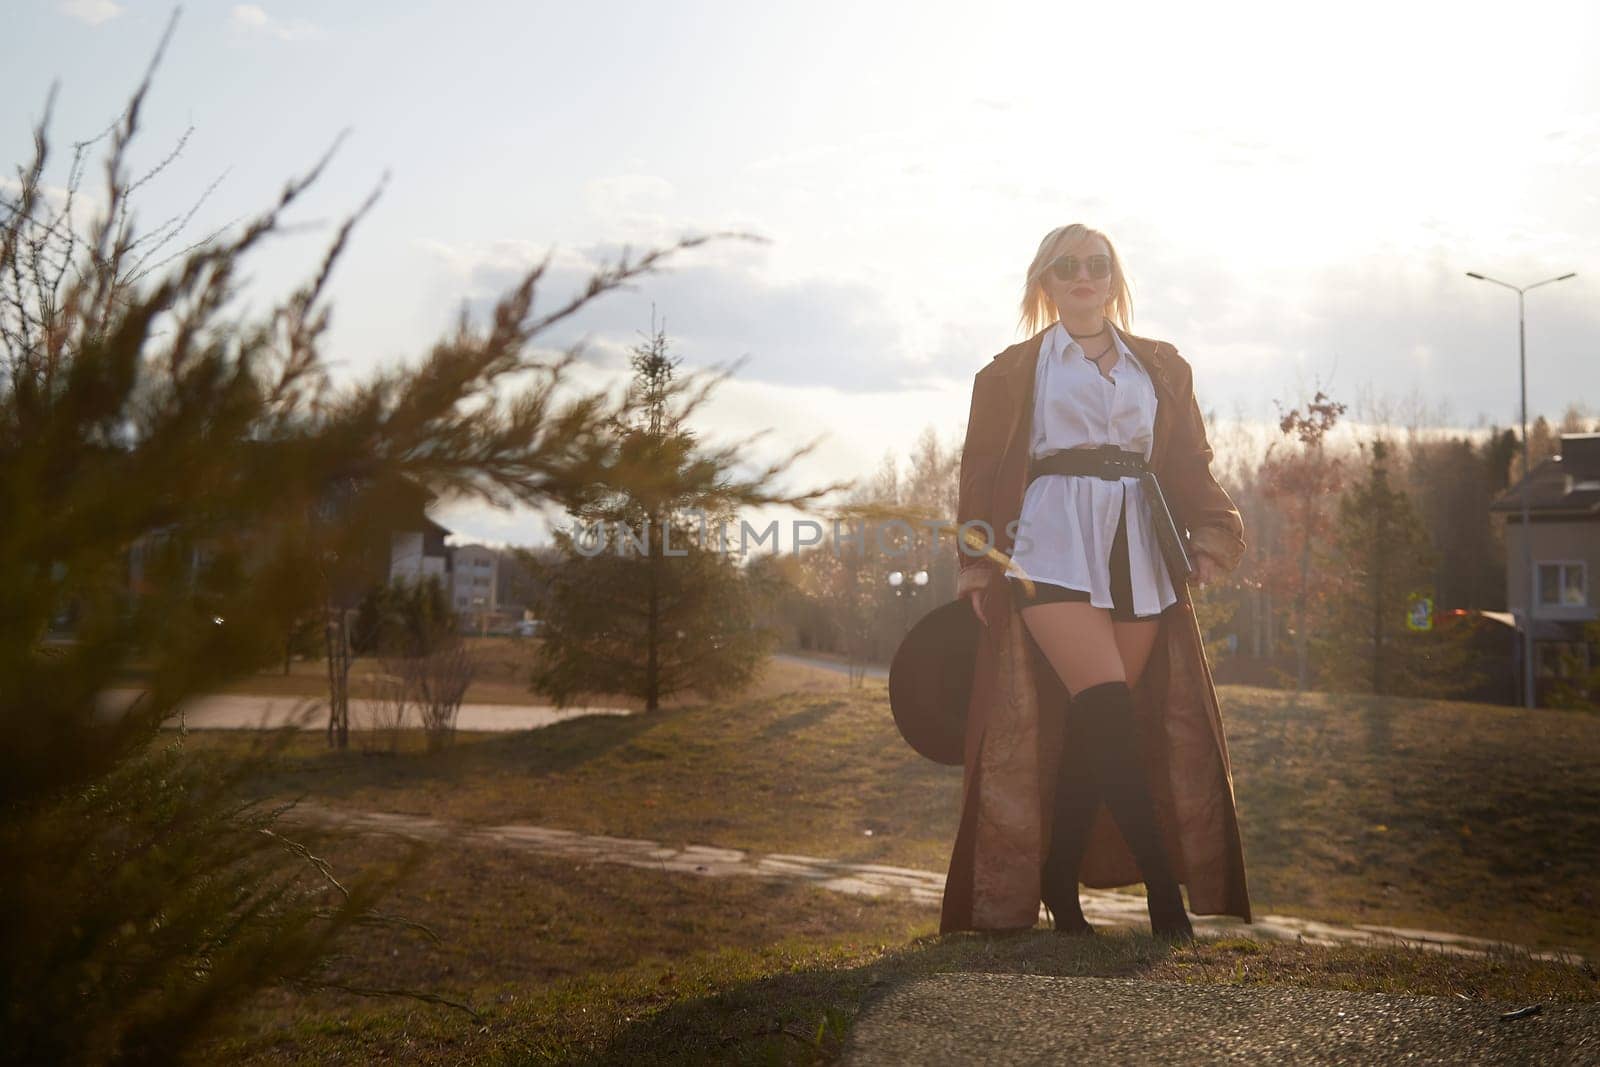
xmin=288 ymin=805 xmax=1588 ymax=965
xmin=100 ymin=690 xmax=633 ymax=732
xmin=772 ymin=652 xmax=888 ymax=680
xmin=840 ymin=973 xmax=1600 ymax=1065
xmin=106 ymin=652 xmax=855 ymax=731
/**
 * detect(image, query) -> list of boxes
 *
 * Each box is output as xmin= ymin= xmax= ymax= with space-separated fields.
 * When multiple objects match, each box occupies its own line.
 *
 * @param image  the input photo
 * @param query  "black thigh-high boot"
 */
xmin=1071 ymin=679 xmax=1194 ymax=943
xmin=1041 ymin=703 xmax=1100 ymax=936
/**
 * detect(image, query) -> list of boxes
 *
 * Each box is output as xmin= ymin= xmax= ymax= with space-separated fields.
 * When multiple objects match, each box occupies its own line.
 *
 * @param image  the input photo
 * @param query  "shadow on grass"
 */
xmin=1352 ymin=693 xmax=1395 ymax=755
xmin=242 ymin=707 xmax=672 ymax=804
xmin=758 ymin=700 xmax=847 ymax=741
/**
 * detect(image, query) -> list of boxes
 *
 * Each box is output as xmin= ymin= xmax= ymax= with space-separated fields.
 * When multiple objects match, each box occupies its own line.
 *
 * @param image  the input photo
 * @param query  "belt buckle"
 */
xmin=1101 ymin=444 xmax=1133 ymax=481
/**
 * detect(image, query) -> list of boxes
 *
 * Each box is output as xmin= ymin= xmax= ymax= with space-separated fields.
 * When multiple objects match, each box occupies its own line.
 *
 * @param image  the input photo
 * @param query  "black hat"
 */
xmin=888 ymin=597 xmax=979 ymax=766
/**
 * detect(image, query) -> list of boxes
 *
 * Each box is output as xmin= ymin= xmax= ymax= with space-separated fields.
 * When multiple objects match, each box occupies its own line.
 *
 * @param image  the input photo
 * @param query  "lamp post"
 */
xmin=886 ymin=569 xmax=930 ymax=637
xmin=1465 ymin=269 xmax=1576 ymax=709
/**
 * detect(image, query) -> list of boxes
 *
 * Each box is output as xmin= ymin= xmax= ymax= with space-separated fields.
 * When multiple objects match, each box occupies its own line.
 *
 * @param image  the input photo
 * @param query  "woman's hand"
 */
xmin=1188 ymin=551 xmax=1219 ymax=588
xmin=967 ymin=589 xmax=989 ymax=627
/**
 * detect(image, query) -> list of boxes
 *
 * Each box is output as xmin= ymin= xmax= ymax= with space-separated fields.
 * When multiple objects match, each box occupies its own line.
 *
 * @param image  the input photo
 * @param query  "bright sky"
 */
xmin=7 ymin=0 xmax=1599 ymax=547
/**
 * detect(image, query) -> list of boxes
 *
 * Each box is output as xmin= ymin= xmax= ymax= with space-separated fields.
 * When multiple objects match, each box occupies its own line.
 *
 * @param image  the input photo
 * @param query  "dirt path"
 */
xmin=288 ymin=804 xmax=1588 ymax=965
xmin=105 ymin=652 xmax=856 ymax=729
xmin=771 ymin=652 xmax=889 ymax=680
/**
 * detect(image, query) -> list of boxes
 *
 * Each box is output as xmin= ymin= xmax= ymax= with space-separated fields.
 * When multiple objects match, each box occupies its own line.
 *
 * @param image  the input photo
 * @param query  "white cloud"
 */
xmin=58 ymin=0 xmax=122 ymax=27
xmin=430 ymin=369 xmax=969 ymax=551
xmin=414 ymin=237 xmax=962 ymax=393
xmin=230 ymin=4 xmax=324 ymax=42
xmin=583 ymin=174 xmax=676 ymax=225
xmin=231 ymin=4 xmax=269 ymax=28
xmin=0 ymin=174 xmax=109 ymax=230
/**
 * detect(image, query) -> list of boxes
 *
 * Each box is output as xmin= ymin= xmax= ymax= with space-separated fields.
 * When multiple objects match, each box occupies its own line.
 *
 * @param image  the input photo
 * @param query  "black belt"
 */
xmin=1027 ymin=445 xmax=1149 ymax=486
xmin=1023 ymin=445 xmax=1193 ymax=585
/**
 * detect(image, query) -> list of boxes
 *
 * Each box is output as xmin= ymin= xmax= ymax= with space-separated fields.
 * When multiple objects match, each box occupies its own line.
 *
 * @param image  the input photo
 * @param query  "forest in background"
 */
xmin=748 ymin=395 xmax=1599 ymax=704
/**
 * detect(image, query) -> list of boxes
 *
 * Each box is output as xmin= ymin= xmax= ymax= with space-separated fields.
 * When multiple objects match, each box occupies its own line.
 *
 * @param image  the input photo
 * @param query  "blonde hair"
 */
xmin=1018 ymin=223 xmax=1134 ymax=337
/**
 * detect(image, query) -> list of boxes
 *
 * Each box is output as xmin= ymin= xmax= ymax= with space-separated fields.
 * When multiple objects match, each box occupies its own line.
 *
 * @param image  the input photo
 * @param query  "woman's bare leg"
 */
xmin=1019 ymin=601 xmax=1121 ymax=695
xmin=1112 ymin=616 xmax=1161 ymax=691
xmin=1019 ymin=602 xmax=1160 ymax=695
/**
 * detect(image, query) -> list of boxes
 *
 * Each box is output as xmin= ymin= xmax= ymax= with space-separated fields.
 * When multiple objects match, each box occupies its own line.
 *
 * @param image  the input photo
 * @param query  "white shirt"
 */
xmin=1003 ymin=321 xmax=1179 ymax=617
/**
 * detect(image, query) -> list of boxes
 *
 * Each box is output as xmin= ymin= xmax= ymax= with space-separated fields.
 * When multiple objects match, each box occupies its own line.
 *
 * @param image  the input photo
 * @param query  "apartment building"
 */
xmin=1489 ymin=432 xmax=1600 ymax=703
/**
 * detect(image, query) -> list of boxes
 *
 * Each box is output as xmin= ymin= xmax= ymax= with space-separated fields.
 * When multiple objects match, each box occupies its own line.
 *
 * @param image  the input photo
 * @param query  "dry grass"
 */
xmin=1224 ymin=686 xmax=1600 ymax=956
xmin=176 ymin=669 xmax=1600 ymax=1062
xmin=186 ymin=676 xmax=1600 ymax=963
xmin=203 ymin=828 xmax=933 ymax=1064
xmin=198 ymin=827 xmax=1598 ymax=1065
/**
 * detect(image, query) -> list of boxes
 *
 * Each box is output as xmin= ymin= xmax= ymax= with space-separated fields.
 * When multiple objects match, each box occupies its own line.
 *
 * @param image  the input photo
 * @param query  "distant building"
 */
xmin=440 ymin=543 xmax=554 ymax=634
xmin=390 ymin=518 xmax=452 ymax=587
xmin=1489 ymin=432 xmax=1600 ymax=704
xmin=451 ymin=543 xmax=499 ymax=623
xmin=121 ymin=474 xmax=453 ymax=621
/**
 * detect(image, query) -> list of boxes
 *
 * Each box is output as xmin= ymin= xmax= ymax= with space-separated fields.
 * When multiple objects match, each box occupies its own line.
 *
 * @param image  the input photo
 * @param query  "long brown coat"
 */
xmin=941 ymin=321 xmax=1252 ymax=934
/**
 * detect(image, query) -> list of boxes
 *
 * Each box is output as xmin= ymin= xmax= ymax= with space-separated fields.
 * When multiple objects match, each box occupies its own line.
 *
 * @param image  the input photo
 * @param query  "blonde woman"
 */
xmin=943 ymin=223 xmax=1251 ymax=942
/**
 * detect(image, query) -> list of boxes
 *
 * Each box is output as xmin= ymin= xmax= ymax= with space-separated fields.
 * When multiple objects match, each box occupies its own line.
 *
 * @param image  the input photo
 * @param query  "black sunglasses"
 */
xmin=1048 ymin=254 xmax=1112 ymax=282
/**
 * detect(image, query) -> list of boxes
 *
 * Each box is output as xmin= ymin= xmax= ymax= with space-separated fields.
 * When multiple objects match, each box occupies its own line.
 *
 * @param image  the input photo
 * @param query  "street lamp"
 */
xmin=1465 ymin=269 xmax=1577 ymax=709
xmin=885 ymin=569 xmax=930 ymax=636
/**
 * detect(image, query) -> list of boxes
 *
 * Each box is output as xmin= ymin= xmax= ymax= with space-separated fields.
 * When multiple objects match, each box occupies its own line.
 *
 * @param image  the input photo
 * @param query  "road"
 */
xmin=99 ymin=689 xmax=632 ymax=732
xmin=773 ymin=652 xmax=889 ymax=680
xmin=96 ymin=651 xmax=879 ymax=731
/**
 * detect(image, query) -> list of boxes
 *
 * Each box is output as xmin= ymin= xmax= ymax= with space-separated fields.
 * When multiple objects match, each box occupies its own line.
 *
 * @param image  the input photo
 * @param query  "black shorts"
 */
xmin=1007 ymin=492 xmax=1163 ymax=623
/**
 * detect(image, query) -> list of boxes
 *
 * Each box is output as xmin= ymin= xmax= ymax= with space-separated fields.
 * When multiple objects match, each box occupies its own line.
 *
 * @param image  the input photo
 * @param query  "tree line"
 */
xmin=747 ymin=387 xmax=1598 ymax=705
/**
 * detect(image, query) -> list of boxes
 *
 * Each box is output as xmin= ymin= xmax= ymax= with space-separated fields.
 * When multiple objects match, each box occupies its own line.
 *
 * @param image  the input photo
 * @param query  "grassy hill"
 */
xmin=194 ymin=668 xmax=1600 ymax=959
xmin=179 ymin=663 xmax=1600 ymax=1063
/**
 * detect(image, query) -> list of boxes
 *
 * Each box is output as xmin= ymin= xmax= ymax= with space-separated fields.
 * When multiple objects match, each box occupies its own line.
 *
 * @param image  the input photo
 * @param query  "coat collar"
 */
xmin=994 ymin=321 xmax=1174 ymax=395
xmin=989 ymin=320 xmax=1179 ymax=453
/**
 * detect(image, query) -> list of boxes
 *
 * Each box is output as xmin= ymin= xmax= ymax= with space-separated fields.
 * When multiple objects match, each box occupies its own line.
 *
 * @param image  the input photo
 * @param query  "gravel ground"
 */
xmin=841 ymin=973 xmax=1600 ymax=1065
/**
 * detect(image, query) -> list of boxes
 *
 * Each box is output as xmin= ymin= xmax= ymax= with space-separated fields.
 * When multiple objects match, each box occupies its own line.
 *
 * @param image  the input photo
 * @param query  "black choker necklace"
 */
xmin=1067 ymin=322 xmax=1107 ymax=341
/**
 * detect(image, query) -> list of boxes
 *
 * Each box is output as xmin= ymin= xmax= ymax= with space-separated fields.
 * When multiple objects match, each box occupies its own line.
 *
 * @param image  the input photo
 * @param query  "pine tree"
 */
xmin=1402 ymin=429 xmax=1514 ymax=612
xmin=1313 ymin=438 xmax=1486 ymax=697
xmin=1510 ymin=414 xmax=1561 ymax=484
xmin=1548 ymin=619 xmax=1600 ymax=711
xmin=528 ymin=317 xmax=787 ymax=711
xmin=352 ymin=575 xmax=454 ymax=656
xmin=0 ymin=28 xmax=829 ymax=1060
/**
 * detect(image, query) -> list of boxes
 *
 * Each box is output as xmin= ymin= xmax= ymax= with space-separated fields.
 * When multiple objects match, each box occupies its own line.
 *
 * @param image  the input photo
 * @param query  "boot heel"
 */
xmin=1147 ymin=883 xmax=1194 ymax=943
